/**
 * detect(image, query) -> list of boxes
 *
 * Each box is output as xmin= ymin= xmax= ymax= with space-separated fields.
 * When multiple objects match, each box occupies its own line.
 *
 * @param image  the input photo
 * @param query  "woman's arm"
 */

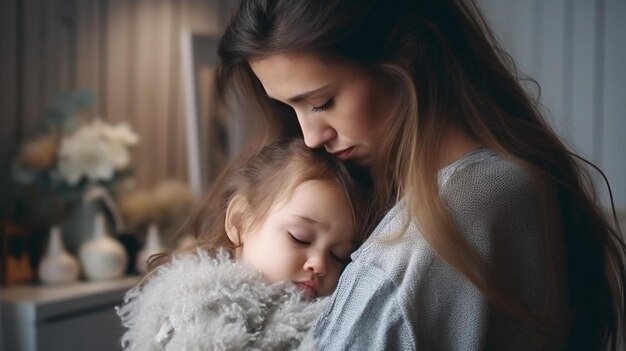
xmin=312 ymin=259 xmax=417 ymax=350
xmin=313 ymin=152 xmax=550 ymax=350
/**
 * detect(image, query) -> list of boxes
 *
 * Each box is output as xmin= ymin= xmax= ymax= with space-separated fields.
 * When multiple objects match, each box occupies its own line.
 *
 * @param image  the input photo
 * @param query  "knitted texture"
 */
xmin=117 ymin=249 xmax=326 ymax=351
xmin=313 ymin=148 xmax=548 ymax=350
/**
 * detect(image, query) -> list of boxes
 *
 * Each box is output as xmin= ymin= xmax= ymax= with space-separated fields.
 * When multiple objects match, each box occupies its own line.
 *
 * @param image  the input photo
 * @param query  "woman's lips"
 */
xmin=332 ymin=147 xmax=354 ymax=160
xmin=294 ymin=281 xmax=318 ymax=298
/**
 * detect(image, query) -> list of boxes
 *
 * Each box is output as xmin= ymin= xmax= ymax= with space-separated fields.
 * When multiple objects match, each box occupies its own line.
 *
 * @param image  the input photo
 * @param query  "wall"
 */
xmin=478 ymin=0 xmax=626 ymax=215
xmin=0 ymin=0 xmax=232 ymax=217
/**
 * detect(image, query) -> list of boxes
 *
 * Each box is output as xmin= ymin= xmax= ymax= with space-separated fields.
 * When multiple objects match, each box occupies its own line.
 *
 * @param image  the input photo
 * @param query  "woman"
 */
xmin=216 ymin=0 xmax=626 ymax=349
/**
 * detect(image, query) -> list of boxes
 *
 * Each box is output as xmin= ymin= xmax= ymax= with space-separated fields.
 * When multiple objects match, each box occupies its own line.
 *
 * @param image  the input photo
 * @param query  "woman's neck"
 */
xmin=438 ymin=128 xmax=483 ymax=170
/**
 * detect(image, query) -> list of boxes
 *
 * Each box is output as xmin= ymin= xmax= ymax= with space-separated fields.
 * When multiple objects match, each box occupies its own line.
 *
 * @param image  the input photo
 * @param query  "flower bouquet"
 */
xmin=11 ymin=90 xmax=139 ymax=251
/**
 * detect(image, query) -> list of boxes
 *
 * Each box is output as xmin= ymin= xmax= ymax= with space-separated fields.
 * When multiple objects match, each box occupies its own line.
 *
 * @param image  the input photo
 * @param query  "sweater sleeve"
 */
xmin=312 ymin=257 xmax=416 ymax=350
xmin=439 ymin=157 xmax=548 ymax=349
xmin=312 ymin=151 xmax=550 ymax=350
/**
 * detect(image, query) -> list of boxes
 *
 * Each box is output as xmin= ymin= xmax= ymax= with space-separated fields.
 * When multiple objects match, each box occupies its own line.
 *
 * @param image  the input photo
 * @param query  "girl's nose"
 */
xmin=304 ymin=254 xmax=327 ymax=276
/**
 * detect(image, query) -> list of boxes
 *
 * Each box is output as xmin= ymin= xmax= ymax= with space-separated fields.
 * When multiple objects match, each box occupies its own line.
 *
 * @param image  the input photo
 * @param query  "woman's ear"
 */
xmin=225 ymin=194 xmax=249 ymax=246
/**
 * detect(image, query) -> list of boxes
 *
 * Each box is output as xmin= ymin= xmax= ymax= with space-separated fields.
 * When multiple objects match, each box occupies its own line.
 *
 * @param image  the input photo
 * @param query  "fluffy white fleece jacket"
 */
xmin=116 ymin=249 xmax=326 ymax=351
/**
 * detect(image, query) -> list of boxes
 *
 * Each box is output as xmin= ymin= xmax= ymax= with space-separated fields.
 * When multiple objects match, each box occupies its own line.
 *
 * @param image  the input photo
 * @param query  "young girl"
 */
xmin=117 ymin=139 xmax=371 ymax=350
xmin=217 ymin=0 xmax=626 ymax=349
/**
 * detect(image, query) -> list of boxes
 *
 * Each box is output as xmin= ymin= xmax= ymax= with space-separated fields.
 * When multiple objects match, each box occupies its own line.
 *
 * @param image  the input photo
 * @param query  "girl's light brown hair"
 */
xmin=217 ymin=0 xmax=626 ymax=349
xmin=147 ymin=139 xmax=373 ymax=272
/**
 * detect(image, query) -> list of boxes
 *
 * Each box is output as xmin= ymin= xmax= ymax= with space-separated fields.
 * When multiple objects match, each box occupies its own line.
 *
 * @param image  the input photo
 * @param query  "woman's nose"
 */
xmin=304 ymin=254 xmax=327 ymax=276
xmin=298 ymin=116 xmax=336 ymax=149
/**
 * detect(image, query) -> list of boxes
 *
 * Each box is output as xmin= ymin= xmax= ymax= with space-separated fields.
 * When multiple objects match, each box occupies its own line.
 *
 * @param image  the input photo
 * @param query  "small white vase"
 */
xmin=136 ymin=223 xmax=166 ymax=274
xmin=79 ymin=213 xmax=128 ymax=281
xmin=38 ymin=226 xmax=80 ymax=285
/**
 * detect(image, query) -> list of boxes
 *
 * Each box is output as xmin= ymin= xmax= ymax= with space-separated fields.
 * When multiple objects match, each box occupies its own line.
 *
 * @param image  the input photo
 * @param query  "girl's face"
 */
xmin=250 ymin=54 xmax=392 ymax=166
xmin=233 ymin=180 xmax=356 ymax=298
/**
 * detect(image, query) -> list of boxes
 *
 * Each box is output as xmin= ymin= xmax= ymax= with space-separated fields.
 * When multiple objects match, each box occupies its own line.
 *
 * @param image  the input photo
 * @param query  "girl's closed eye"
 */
xmin=288 ymin=232 xmax=310 ymax=245
xmin=311 ymin=97 xmax=334 ymax=112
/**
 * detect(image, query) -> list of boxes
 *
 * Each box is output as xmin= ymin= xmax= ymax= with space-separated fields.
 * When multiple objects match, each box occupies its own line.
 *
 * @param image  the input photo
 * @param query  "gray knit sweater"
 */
xmin=117 ymin=250 xmax=326 ymax=351
xmin=312 ymin=148 xmax=550 ymax=350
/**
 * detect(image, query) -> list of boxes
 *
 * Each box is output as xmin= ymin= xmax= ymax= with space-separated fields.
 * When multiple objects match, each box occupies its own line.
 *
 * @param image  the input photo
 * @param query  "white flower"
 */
xmin=56 ymin=119 xmax=139 ymax=185
xmin=103 ymin=141 xmax=131 ymax=170
xmin=57 ymin=133 xmax=115 ymax=184
xmin=96 ymin=119 xmax=139 ymax=170
xmin=100 ymin=121 xmax=139 ymax=145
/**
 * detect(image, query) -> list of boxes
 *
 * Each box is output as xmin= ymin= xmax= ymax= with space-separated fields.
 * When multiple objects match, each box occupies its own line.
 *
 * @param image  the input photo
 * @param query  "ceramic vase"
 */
xmin=62 ymin=198 xmax=98 ymax=254
xmin=136 ymin=223 xmax=166 ymax=274
xmin=79 ymin=213 xmax=128 ymax=280
xmin=63 ymin=184 xmax=126 ymax=254
xmin=38 ymin=226 xmax=80 ymax=285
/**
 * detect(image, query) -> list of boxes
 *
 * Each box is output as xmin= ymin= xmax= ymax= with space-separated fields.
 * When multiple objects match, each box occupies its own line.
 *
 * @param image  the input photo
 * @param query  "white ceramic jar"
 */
xmin=38 ymin=226 xmax=80 ymax=285
xmin=136 ymin=223 xmax=166 ymax=274
xmin=79 ymin=213 xmax=128 ymax=280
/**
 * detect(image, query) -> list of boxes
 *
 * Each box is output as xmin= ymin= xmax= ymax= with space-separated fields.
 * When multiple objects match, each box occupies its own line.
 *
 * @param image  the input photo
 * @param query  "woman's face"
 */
xmin=250 ymin=54 xmax=392 ymax=166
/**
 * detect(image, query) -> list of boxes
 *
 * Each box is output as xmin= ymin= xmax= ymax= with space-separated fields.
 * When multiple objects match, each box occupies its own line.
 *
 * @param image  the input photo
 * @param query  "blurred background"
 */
xmin=0 ymin=0 xmax=624 ymax=350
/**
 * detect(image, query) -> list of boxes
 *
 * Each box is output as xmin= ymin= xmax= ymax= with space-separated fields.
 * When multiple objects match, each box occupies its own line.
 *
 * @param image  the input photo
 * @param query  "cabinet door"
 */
xmin=37 ymin=307 xmax=123 ymax=351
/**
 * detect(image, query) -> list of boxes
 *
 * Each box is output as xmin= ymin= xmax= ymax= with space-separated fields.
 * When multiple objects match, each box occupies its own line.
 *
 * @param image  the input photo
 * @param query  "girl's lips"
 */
xmin=294 ymin=282 xmax=318 ymax=299
xmin=333 ymin=147 xmax=354 ymax=160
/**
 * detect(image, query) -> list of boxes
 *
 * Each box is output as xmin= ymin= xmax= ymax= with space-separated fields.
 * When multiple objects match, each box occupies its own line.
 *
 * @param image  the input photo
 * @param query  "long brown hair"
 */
xmin=218 ymin=0 xmax=626 ymax=349
xmin=147 ymin=139 xmax=373 ymax=271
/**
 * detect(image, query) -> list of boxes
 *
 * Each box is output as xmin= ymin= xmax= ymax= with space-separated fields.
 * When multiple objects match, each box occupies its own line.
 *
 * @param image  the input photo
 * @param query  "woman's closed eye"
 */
xmin=311 ymin=97 xmax=334 ymax=112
